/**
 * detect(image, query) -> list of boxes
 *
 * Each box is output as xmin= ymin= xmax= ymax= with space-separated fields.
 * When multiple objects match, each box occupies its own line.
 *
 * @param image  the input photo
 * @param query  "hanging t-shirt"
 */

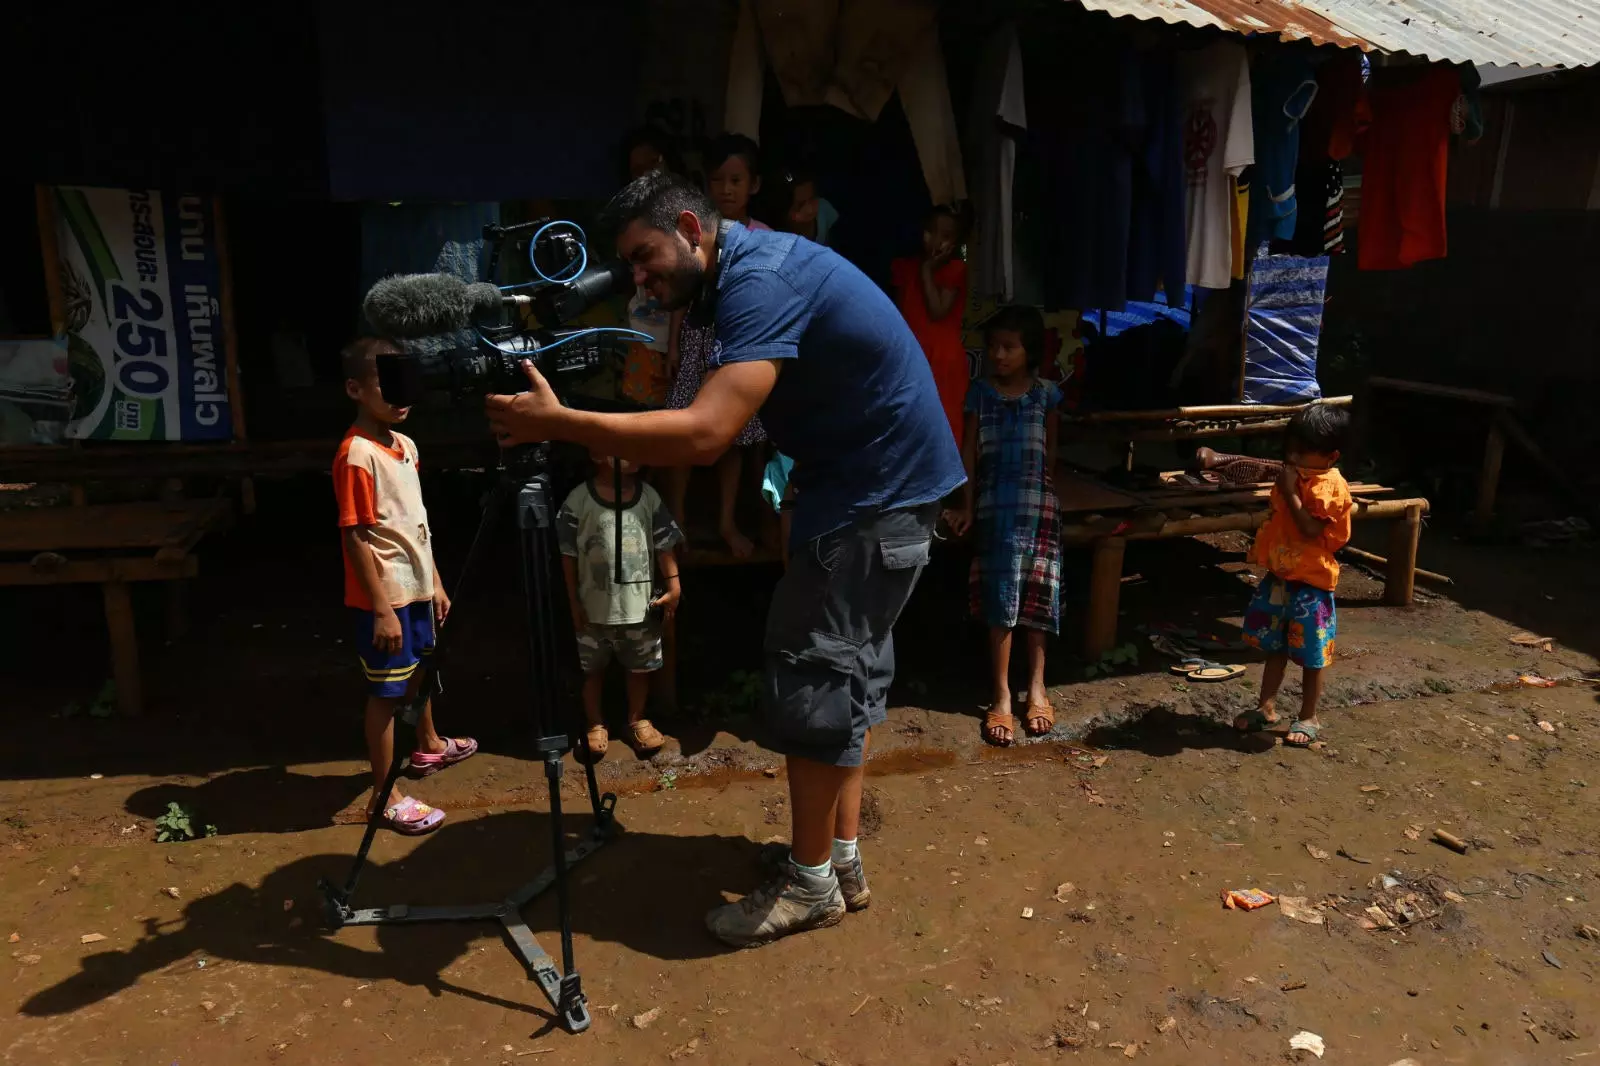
xmin=1179 ymin=41 xmax=1254 ymax=290
xmin=1271 ymin=158 xmax=1345 ymax=257
xmin=1358 ymin=67 xmax=1459 ymax=271
xmin=1127 ymin=47 xmax=1187 ymax=303
xmin=1250 ymin=51 xmax=1319 ymax=244
xmin=966 ymin=22 xmax=1027 ymax=302
xmin=626 ymin=287 xmax=673 ymax=353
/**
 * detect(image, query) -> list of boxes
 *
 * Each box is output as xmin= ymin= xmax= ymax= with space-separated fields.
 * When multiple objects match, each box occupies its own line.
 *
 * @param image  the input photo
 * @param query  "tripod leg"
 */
xmin=318 ymin=696 xmax=417 ymax=927
xmin=544 ymin=751 xmax=590 ymax=1031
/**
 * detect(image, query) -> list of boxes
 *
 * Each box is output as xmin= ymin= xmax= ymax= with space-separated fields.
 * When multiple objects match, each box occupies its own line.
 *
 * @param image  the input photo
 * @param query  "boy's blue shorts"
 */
xmin=1242 ymin=575 xmax=1337 ymax=670
xmin=352 ymin=601 xmax=435 ymax=698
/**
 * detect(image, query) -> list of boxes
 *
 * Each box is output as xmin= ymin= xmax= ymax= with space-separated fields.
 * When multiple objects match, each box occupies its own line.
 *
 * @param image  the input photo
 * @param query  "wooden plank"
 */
xmin=1367 ymin=377 xmax=1515 ymax=408
xmin=102 ymin=581 xmax=142 ymax=716
xmin=0 ymin=500 xmax=230 ymax=552
xmin=1061 ymin=496 xmax=1429 ymax=544
xmin=1384 ymin=504 xmax=1424 ymax=607
xmin=1067 ymin=395 xmax=1353 ymax=423
xmin=1062 ymin=419 xmax=1294 ymax=443
xmin=1474 ymin=421 xmax=1506 ymax=529
xmin=214 ymin=195 xmax=249 ymax=443
xmin=1084 ymin=537 xmax=1126 ymax=658
xmin=0 ymin=555 xmax=198 ymax=587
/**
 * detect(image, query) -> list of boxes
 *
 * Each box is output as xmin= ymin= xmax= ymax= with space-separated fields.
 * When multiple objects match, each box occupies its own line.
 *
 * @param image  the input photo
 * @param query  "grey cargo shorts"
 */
xmin=761 ymin=503 xmax=937 ymax=767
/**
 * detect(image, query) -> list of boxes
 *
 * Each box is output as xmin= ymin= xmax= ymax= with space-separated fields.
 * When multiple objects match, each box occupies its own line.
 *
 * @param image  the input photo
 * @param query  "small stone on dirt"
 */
xmin=1288 ymin=1030 xmax=1325 ymax=1058
xmin=1053 ymin=882 xmax=1075 ymax=901
xmin=1122 ymin=1041 xmax=1140 ymax=1058
xmin=69 ymin=865 xmax=81 ymax=879
xmin=79 ymin=933 xmax=106 ymax=944
xmin=164 ymin=886 xmax=180 ymax=900
xmin=1577 ymin=924 xmax=1600 ymax=941
xmin=974 ymin=836 xmax=989 ymax=846
xmin=201 ymin=1001 xmax=216 ymax=1012
xmin=762 ymin=767 xmax=778 ymax=778
xmin=341 ymin=998 xmax=352 ymax=1008
xmin=1156 ymin=1016 xmax=1177 ymax=1033
xmin=1304 ymin=844 xmax=1329 ymax=860
xmin=1403 ymin=827 xmax=1421 ymax=841
xmin=1539 ymin=721 xmax=1556 ymax=733
xmin=1543 ymin=950 xmax=1563 ymax=969
xmin=1020 ymin=907 xmax=1034 ymax=919
xmin=1443 ymin=890 xmax=1467 ymax=904
xmin=1360 ymin=785 xmax=1381 ymax=793
xmin=669 ymin=1037 xmax=700 ymax=1060
xmin=15 ymin=954 xmax=41 ymax=965
xmin=7 ymin=933 xmax=18 ymax=943
xmin=632 ymin=1006 xmax=662 ymax=1029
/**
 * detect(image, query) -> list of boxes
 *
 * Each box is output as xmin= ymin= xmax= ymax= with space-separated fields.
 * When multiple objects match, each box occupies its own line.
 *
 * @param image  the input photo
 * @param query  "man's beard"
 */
xmin=655 ymin=246 xmax=705 ymax=311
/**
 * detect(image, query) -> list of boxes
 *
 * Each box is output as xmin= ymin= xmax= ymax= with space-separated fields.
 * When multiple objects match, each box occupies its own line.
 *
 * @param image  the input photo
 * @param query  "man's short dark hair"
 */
xmin=1285 ymin=404 xmax=1350 ymax=454
xmin=601 ymin=170 xmax=720 ymax=237
xmin=984 ymin=304 xmax=1047 ymax=372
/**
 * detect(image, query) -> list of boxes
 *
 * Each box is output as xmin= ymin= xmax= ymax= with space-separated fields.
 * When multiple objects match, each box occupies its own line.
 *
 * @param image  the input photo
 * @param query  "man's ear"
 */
xmin=678 ymin=210 xmax=704 ymax=249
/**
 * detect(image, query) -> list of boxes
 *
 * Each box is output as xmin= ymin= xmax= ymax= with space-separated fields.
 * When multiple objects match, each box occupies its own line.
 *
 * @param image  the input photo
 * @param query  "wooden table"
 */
xmin=1052 ymin=469 xmax=1429 ymax=657
xmin=0 ymin=499 xmax=233 ymax=714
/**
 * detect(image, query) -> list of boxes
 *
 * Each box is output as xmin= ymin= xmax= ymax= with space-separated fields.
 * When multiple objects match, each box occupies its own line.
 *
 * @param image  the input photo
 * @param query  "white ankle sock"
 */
xmin=793 ymin=856 xmax=833 ymax=880
xmin=832 ymin=838 xmax=858 ymax=864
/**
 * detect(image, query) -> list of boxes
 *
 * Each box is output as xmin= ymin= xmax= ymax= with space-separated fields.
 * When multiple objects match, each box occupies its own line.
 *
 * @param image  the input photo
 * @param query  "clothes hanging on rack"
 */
xmin=1249 ymin=50 xmax=1319 ymax=244
xmin=724 ymin=0 xmax=966 ymax=205
xmin=1126 ymin=47 xmax=1187 ymax=304
xmin=1358 ymin=66 xmax=1459 ymax=271
xmin=966 ymin=21 xmax=1027 ymax=302
xmin=1178 ymin=40 xmax=1254 ymax=290
xmin=1271 ymin=157 xmax=1345 ymax=257
xmin=1016 ymin=30 xmax=1144 ymax=312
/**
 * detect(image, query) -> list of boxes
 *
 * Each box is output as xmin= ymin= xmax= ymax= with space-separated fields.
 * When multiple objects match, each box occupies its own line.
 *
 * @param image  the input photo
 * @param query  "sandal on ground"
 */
xmin=1185 ymin=663 xmax=1245 ymax=683
xmin=629 ymin=719 xmax=666 ymax=755
xmin=408 ymin=736 xmax=479 ymax=778
xmin=983 ymin=707 xmax=1015 ymax=747
xmin=377 ymin=796 xmax=445 ymax=836
xmin=1023 ymin=700 xmax=1055 ymax=737
xmin=1233 ymin=708 xmax=1279 ymax=733
xmin=584 ymin=724 xmax=609 ymax=758
xmin=1168 ymin=656 xmax=1214 ymax=675
xmin=1285 ymin=720 xmax=1322 ymax=747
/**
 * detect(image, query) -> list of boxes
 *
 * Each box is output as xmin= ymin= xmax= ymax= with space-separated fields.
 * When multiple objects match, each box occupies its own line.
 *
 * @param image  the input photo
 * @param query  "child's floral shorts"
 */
xmin=1242 ymin=575 xmax=1337 ymax=669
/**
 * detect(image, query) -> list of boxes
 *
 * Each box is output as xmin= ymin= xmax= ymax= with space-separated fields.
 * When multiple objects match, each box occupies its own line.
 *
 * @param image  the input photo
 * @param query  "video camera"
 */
xmin=361 ymin=219 xmax=643 ymax=406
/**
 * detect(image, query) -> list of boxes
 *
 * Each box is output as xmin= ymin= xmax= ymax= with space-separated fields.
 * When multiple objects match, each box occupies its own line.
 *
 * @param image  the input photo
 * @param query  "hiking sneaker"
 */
xmin=757 ymin=842 xmax=870 ymax=912
xmin=706 ymin=863 xmax=846 ymax=948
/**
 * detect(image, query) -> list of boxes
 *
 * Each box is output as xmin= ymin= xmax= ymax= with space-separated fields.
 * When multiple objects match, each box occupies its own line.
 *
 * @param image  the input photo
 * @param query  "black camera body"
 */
xmin=372 ymin=219 xmax=636 ymax=407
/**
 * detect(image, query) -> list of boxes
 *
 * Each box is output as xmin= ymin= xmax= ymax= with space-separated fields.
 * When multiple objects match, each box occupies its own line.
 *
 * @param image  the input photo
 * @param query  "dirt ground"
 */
xmin=5 ymin=480 xmax=1600 ymax=1065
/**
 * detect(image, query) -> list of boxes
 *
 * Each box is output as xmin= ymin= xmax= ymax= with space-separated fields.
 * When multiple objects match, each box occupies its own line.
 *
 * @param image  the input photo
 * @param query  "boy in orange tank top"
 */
xmin=1236 ymin=405 xmax=1354 ymax=747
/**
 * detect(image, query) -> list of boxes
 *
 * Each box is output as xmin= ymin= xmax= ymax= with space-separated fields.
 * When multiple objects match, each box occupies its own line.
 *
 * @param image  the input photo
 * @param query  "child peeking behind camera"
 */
xmin=558 ymin=451 xmax=684 ymax=759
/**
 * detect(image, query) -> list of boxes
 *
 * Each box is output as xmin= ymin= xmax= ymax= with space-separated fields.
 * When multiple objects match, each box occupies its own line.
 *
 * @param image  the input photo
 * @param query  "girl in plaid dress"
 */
xmin=945 ymin=306 xmax=1062 ymax=746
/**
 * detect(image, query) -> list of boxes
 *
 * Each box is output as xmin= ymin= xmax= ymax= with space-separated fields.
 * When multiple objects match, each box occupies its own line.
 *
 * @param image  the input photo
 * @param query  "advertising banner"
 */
xmin=53 ymin=186 xmax=232 ymax=440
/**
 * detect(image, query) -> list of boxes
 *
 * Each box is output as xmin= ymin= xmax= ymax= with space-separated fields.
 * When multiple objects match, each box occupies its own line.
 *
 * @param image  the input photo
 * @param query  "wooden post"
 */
xmin=102 ymin=581 xmax=143 ymax=715
xmin=1084 ymin=537 xmax=1126 ymax=658
xmin=1474 ymin=421 xmax=1505 ymax=531
xmin=1384 ymin=504 xmax=1423 ymax=607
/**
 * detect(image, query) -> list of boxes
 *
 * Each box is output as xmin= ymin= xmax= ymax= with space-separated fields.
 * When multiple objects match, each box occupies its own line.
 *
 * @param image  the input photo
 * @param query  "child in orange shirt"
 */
xmin=891 ymin=205 xmax=969 ymax=447
xmin=1237 ymin=406 xmax=1354 ymax=747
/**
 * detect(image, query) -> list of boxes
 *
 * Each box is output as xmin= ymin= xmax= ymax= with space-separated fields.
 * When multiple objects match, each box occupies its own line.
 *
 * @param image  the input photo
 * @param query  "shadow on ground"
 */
xmin=19 ymin=811 xmax=757 ymax=1026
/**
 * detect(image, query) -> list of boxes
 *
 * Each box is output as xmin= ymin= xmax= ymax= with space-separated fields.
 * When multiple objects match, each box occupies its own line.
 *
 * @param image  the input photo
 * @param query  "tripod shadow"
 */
xmin=20 ymin=811 xmax=761 ymax=1025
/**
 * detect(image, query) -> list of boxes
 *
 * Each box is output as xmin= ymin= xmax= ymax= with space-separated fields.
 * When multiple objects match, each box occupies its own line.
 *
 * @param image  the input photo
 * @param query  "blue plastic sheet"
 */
xmin=1244 ymin=250 xmax=1328 ymax=405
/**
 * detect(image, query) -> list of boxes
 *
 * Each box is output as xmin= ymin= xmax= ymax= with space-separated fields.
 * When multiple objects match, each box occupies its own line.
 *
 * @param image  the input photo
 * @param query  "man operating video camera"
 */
xmin=485 ymin=171 xmax=965 ymax=949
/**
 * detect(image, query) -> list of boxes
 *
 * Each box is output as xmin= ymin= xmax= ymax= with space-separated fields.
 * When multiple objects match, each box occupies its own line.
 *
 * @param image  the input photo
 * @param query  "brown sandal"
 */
xmin=1024 ymin=701 xmax=1055 ymax=737
xmin=983 ymin=707 xmax=1015 ymax=747
xmin=629 ymin=719 xmax=666 ymax=755
xmin=584 ymin=724 xmax=609 ymax=758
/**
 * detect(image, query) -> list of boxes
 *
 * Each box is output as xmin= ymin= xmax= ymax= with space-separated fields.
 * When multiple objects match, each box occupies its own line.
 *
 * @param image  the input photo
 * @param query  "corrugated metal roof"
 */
xmin=1073 ymin=0 xmax=1600 ymax=68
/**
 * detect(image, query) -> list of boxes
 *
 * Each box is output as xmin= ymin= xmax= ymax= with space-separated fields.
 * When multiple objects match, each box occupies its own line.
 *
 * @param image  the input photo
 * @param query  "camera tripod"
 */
xmin=318 ymin=441 xmax=617 ymax=1034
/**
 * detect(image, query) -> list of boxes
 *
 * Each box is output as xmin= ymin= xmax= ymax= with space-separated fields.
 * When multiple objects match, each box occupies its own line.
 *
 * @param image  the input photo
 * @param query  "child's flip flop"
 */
xmin=408 ymin=737 xmax=479 ymax=778
xmin=1285 ymin=720 xmax=1322 ymax=747
xmin=1186 ymin=664 xmax=1245 ymax=682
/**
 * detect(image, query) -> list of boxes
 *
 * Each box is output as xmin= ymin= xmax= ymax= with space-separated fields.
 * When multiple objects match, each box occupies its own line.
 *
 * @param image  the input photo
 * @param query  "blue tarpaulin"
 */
xmin=1244 ymin=250 xmax=1328 ymax=405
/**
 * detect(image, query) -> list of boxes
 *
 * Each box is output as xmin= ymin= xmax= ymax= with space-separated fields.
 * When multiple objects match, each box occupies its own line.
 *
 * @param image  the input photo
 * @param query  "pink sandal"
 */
xmin=408 ymin=737 xmax=478 ymax=778
xmin=379 ymin=796 xmax=445 ymax=836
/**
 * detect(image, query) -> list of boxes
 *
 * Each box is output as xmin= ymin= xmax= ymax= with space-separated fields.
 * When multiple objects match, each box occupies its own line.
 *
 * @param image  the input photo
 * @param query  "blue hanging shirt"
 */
xmin=1250 ymin=53 xmax=1320 ymax=243
xmin=703 ymin=224 xmax=966 ymax=544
